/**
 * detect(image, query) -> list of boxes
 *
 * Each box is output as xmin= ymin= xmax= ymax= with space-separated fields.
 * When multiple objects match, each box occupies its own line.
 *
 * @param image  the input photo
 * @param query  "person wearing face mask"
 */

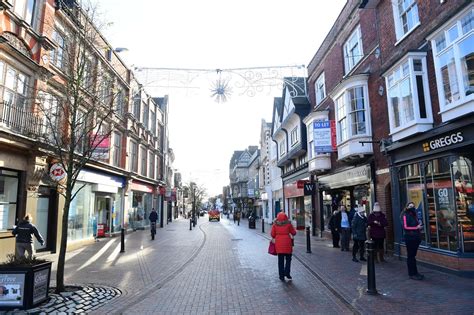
xmin=351 ymin=206 xmax=368 ymax=262
xmin=368 ymin=202 xmax=388 ymax=262
xmin=401 ymin=202 xmax=424 ymax=280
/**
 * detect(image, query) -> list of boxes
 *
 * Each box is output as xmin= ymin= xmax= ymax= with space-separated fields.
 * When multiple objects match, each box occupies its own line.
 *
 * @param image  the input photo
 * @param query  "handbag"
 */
xmin=268 ymin=240 xmax=277 ymax=255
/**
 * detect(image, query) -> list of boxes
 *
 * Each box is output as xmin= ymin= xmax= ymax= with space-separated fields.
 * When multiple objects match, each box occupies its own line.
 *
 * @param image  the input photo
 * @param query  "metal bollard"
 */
xmin=120 ymin=227 xmax=125 ymax=253
xmin=189 ymin=218 xmax=192 ymax=230
xmin=366 ymin=240 xmax=378 ymax=295
xmin=306 ymin=226 xmax=312 ymax=253
xmin=262 ymin=218 xmax=265 ymax=233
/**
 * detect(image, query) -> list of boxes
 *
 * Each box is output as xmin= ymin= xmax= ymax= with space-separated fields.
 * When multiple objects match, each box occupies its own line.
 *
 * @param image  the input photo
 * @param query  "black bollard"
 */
xmin=189 ymin=218 xmax=192 ymax=230
xmin=120 ymin=227 xmax=125 ymax=253
xmin=262 ymin=218 xmax=265 ymax=233
xmin=306 ymin=226 xmax=312 ymax=253
xmin=366 ymin=240 xmax=378 ymax=295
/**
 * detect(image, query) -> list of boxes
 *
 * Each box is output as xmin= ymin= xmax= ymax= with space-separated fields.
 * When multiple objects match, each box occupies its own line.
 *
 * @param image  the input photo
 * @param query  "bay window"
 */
xmin=430 ymin=5 xmax=474 ymax=122
xmin=383 ymin=52 xmax=432 ymax=141
xmin=335 ymin=86 xmax=368 ymax=143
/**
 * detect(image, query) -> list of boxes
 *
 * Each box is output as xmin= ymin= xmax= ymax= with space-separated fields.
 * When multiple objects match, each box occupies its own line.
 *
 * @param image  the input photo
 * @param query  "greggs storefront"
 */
xmin=387 ymin=116 xmax=474 ymax=274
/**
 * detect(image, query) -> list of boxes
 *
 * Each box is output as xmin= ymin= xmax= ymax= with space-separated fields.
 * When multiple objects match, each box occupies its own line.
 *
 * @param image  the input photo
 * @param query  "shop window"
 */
xmin=430 ymin=5 xmax=474 ymax=121
xmin=0 ymin=170 xmax=19 ymax=232
xmin=425 ymin=158 xmax=458 ymax=252
xmin=68 ymin=184 xmax=93 ymax=241
xmin=399 ymin=163 xmax=426 ymax=243
xmin=452 ymin=156 xmax=474 ymax=252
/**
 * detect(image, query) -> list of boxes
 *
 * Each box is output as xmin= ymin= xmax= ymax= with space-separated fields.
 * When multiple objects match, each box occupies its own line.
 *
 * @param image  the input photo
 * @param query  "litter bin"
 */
xmin=248 ymin=216 xmax=256 ymax=229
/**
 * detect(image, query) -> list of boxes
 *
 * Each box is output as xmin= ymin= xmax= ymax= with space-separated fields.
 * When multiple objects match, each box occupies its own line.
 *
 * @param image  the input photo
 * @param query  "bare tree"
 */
xmin=183 ymin=182 xmax=207 ymax=222
xmin=36 ymin=1 xmax=126 ymax=293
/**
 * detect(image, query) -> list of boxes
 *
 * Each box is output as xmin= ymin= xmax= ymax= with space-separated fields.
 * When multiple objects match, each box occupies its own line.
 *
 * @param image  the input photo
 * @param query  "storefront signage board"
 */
xmin=77 ymin=169 xmax=124 ymax=188
xmin=318 ymin=165 xmax=371 ymax=189
xmin=131 ymin=181 xmax=153 ymax=193
xmin=0 ymin=273 xmax=25 ymax=306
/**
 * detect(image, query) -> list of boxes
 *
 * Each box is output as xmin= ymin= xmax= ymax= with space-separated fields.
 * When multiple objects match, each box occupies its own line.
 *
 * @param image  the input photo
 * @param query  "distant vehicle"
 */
xmin=199 ymin=210 xmax=207 ymax=216
xmin=208 ymin=209 xmax=220 ymax=222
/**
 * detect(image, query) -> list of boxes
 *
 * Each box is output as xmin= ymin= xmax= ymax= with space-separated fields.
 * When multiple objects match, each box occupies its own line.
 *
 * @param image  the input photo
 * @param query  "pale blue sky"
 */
xmin=96 ymin=0 xmax=346 ymax=196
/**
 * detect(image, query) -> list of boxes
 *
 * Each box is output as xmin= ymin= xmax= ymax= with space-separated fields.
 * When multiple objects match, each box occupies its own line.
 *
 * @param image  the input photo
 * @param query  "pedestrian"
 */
xmin=271 ymin=212 xmax=297 ymax=281
xmin=338 ymin=205 xmax=351 ymax=251
xmin=11 ymin=213 xmax=44 ymax=259
xmin=351 ymin=206 xmax=368 ymax=262
xmin=401 ymin=202 xmax=424 ymax=280
xmin=368 ymin=202 xmax=388 ymax=262
xmin=328 ymin=210 xmax=340 ymax=248
xmin=92 ymin=215 xmax=99 ymax=242
xmin=149 ymin=208 xmax=158 ymax=223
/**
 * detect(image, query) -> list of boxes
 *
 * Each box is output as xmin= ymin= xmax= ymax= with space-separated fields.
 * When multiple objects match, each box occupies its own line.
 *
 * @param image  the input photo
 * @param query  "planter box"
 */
xmin=0 ymin=261 xmax=52 ymax=310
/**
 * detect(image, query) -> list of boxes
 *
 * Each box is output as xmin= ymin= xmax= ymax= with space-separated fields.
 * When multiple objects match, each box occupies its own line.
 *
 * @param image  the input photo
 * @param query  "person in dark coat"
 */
xmin=12 ymin=214 xmax=44 ymax=259
xmin=328 ymin=210 xmax=340 ymax=248
xmin=401 ymin=202 xmax=424 ymax=280
xmin=368 ymin=202 xmax=388 ymax=262
xmin=338 ymin=205 xmax=351 ymax=251
xmin=149 ymin=208 xmax=158 ymax=223
xmin=351 ymin=207 xmax=368 ymax=262
xmin=271 ymin=212 xmax=297 ymax=281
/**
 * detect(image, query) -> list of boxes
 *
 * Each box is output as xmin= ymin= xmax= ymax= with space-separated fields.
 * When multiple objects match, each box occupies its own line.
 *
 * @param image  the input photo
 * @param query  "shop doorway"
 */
xmin=96 ymin=195 xmax=112 ymax=236
xmin=35 ymin=187 xmax=57 ymax=253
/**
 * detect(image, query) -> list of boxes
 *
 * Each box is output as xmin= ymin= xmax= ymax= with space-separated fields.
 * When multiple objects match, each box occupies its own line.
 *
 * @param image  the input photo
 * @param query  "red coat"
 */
xmin=271 ymin=212 xmax=297 ymax=254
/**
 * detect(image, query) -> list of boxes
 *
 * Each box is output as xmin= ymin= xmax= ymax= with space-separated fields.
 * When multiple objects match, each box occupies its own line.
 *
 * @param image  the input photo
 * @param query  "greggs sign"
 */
xmin=423 ymin=132 xmax=464 ymax=152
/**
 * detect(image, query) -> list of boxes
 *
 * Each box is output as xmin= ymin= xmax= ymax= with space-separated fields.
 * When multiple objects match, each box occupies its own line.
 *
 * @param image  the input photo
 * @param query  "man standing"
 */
xmin=12 ymin=214 xmax=44 ymax=259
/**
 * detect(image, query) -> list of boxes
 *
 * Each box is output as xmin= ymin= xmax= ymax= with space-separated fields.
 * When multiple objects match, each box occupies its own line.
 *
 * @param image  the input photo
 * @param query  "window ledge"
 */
xmin=394 ymin=22 xmax=421 ymax=46
xmin=390 ymin=121 xmax=433 ymax=142
xmin=439 ymin=96 xmax=474 ymax=123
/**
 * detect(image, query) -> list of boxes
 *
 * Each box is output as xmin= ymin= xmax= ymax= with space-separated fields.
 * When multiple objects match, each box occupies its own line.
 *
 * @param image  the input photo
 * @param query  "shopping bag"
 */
xmin=268 ymin=241 xmax=277 ymax=255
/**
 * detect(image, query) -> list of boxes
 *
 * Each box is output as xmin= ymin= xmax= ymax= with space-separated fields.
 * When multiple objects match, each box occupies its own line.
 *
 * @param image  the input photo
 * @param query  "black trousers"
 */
xmin=372 ymin=237 xmax=384 ymax=250
xmin=331 ymin=230 xmax=340 ymax=247
xmin=278 ymin=254 xmax=292 ymax=277
xmin=406 ymin=238 xmax=421 ymax=276
xmin=352 ymin=240 xmax=365 ymax=258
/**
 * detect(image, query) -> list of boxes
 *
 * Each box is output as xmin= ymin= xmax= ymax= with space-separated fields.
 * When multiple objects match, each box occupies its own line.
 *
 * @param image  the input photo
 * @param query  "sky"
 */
xmin=96 ymin=0 xmax=346 ymax=196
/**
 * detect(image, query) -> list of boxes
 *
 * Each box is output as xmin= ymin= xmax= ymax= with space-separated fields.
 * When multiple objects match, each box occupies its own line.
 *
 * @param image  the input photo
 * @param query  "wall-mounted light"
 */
xmin=378 ymin=85 xmax=384 ymax=96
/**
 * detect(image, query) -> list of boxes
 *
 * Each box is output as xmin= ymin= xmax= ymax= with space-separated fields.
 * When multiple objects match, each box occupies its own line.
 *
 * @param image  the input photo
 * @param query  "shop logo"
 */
xmin=423 ymin=132 xmax=464 ymax=152
xmin=49 ymin=163 xmax=66 ymax=182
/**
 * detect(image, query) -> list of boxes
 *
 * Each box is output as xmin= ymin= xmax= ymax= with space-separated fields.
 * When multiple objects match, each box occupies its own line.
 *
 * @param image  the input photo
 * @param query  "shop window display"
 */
xmin=69 ymin=184 xmax=94 ymax=241
xmin=452 ymin=156 xmax=474 ymax=252
xmin=0 ymin=170 xmax=19 ymax=231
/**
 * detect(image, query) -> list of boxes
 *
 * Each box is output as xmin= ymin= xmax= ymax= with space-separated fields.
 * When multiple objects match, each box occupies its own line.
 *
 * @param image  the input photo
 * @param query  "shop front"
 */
xmin=129 ymin=180 xmax=154 ymax=230
xmin=283 ymin=179 xmax=310 ymax=230
xmin=71 ymin=169 xmax=125 ymax=241
xmin=388 ymin=116 xmax=474 ymax=273
xmin=317 ymin=164 xmax=373 ymax=228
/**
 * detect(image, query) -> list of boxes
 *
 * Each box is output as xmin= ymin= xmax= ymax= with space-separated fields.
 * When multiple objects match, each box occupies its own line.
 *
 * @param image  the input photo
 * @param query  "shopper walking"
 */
xmin=12 ymin=213 xmax=44 ymax=259
xmin=401 ymin=202 xmax=424 ymax=280
xmin=338 ymin=205 xmax=351 ymax=251
xmin=328 ymin=210 xmax=340 ymax=248
xmin=368 ymin=202 xmax=388 ymax=262
xmin=271 ymin=212 xmax=297 ymax=281
xmin=351 ymin=207 xmax=368 ymax=262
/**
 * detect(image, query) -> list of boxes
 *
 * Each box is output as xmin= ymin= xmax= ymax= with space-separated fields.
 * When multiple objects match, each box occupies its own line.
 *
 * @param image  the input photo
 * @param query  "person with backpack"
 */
xmin=401 ymin=202 xmax=424 ymax=280
xmin=12 ymin=213 xmax=44 ymax=259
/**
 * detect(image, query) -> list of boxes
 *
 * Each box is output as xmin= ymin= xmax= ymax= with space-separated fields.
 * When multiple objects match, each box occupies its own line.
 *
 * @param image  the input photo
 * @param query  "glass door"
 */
xmin=35 ymin=197 xmax=49 ymax=251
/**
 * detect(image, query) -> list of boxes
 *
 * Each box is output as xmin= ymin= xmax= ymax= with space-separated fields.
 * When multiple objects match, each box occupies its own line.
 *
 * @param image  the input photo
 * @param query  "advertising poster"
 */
xmin=32 ymin=269 xmax=49 ymax=304
xmin=313 ymin=121 xmax=334 ymax=153
xmin=0 ymin=273 xmax=25 ymax=306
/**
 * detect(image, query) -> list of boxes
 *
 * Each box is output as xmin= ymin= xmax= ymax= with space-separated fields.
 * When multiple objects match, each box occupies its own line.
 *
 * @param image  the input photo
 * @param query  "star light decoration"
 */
xmin=210 ymin=70 xmax=232 ymax=103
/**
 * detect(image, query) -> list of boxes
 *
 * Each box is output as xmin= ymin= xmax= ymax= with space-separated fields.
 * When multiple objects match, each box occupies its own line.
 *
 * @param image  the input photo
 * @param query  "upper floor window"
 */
xmin=279 ymin=139 xmax=286 ymax=157
xmin=112 ymin=132 xmax=122 ymax=167
xmin=392 ymin=0 xmax=419 ymax=41
xmin=129 ymin=140 xmax=138 ymax=173
xmin=51 ymin=30 xmax=66 ymax=70
xmin=315 ymin=73 xmax=326 ymax=105
xmin=290 ymin=127 xmax=298 ymax=146
xmin=133 ymin=91 xmax=141 ymax=119
xmin=12 ymin=0 xmax=36 ymax=26
xmin=115 ymin=88 xmax=125 ymax=117
xmin=143 ymin=102 xmax=149 ymax=128
xmin=430 ymin=6 xmax=474 ymax=121
xmin=140 ymin=146 xmax=147 ymax=176
xmin=384 ymin=53 xmax=432 ymax=138
xmin=335 ymin=85 xmax=369 ymax=144
xmin=149 ymin=152 xmax=155 ymax=179
xmin=0 ymin=62 xmax=29 ymax=109
xmin=344 ymin=25 xmax=363 ymax=74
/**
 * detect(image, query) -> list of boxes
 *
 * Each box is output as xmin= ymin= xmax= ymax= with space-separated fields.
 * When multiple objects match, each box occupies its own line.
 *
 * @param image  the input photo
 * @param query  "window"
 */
xmin=431 ymin=6 xmax=474 ymax=120
xmin=12 ymin=0 xmax=36 ymax=25
xmin=75 ymin=109 xmax=87 ymax=153
xmin=142 ymin=102 xmax=149 ymax=128
xmin=290 ymin=127 xmax=298 ymax=146
xmin=150 ymin=109 xmax=156 ymax=135
xmin=51 ymin=30 xmax=66 ymax=70
xmin=149 ymin=152 xmax=155 ymax=179
xmin=81 ymin=56 xmax=94 ymax=89
xmin=130 ymin=140 xmax=138 ymax=172
xmin=140 ymin=146 xmax=147 ymax=176
xmin=384 ymin=53 xmax=432 ymax=139
xmin=335 ymin=86 xmax=369 ymax=143
xmin=0 ymin=169 xmax=19 ymax=232
xmin=112 ymin=132 xmax=122 ymax=167
xmin=115 ymin=88 xmax=125 ymax=117
xmin=344 ymin=25 xmax=363 ymax=74
xmin=0 ymin=63 xmax=29 ymax=113
xmin=133 ymin=91 xmax=141 ymax=119
xmin=315 ymin=73 xmax=326 ymax=105
xmin=392 ymin=0 xmax=419 ymax=40
xmin=37 ymin=92 xmax=60 ymax=142
xmin=279 ymin=140 xmax=286 ymax=157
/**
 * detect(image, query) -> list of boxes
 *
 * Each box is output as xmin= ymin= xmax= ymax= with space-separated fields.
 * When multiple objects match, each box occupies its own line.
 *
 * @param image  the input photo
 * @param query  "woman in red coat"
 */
xmin=271 ymin=212 xmax=297 ymax=281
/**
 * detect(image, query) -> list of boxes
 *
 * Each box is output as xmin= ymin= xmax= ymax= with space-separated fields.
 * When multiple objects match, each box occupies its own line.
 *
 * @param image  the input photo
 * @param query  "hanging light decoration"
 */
xmin=210 ymin=69 xmax=232 ymax=103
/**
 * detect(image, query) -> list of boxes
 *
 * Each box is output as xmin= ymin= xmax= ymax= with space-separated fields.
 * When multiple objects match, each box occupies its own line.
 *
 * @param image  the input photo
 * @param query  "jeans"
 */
xmin=352 ymin=240 xmax=365 ymax=259
xmin=16 ymin=242 xmax=33 ymax=259
xmin=340 ymin=228 xmax=351 ymax=250
xmin=278 ymin=254 xmax=292 ymax=277
xmin=405 ymin=238 xmax=421 ymax=276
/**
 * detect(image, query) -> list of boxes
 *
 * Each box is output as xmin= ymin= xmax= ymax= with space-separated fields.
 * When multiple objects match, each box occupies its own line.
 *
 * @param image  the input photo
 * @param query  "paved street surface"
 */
xmin=13 ymin=215 xmax=474 ymax=314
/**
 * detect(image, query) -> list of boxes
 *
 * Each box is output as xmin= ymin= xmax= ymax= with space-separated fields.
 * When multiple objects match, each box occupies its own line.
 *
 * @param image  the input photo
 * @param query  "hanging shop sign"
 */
xmin=313 ymin=120 xmax=336 ymax=153
xmin=303 ymin=183 xmax=316 ymax=196
xmin=49 ymin=163 xmax=66 ymax=182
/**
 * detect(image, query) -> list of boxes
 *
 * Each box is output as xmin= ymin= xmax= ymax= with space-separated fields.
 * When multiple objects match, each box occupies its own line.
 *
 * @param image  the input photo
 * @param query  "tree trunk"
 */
xmin=55 ymin=185 xmax=72 ymax=293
